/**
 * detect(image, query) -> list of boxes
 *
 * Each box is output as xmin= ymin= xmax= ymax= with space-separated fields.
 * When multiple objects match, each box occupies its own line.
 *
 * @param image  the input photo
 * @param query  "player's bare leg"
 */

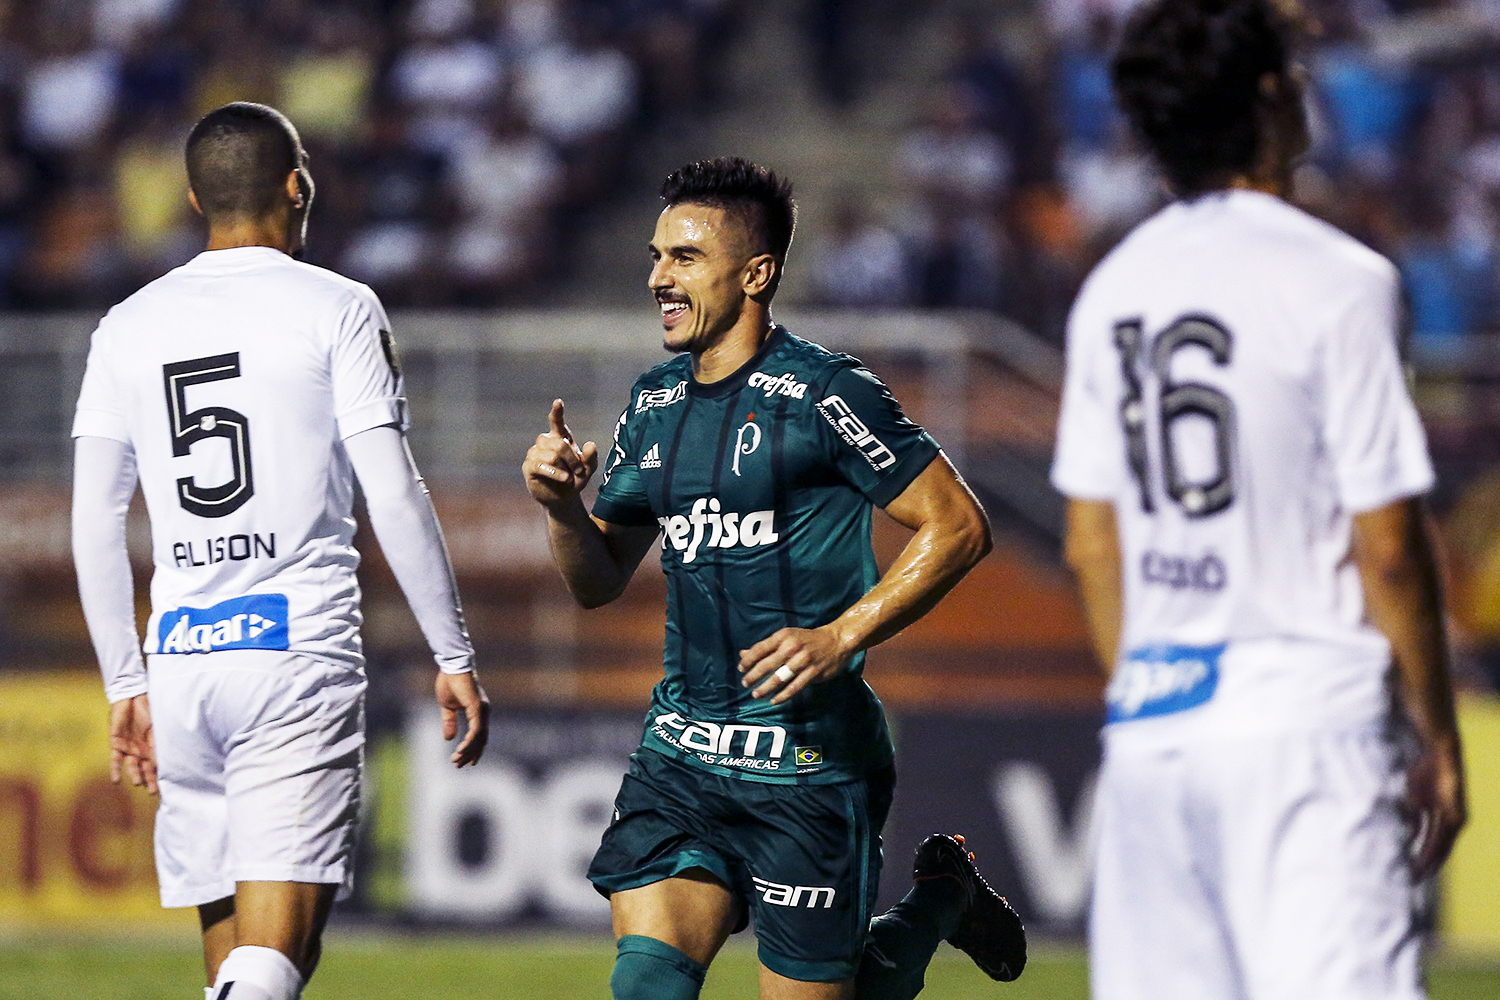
xmin=199 ymin=896 xmax=236 ymax=986
xmin=205 ymin=881 xmax=336 ymax=999
xmin=609 ymin=870 xmax=738 ymax=999
xmin=759 ymin=964 xmax=854 ymax=999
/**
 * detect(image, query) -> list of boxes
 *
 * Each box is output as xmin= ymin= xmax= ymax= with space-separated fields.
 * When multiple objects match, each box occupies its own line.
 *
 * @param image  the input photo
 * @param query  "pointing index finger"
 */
xmin=549 ymin=399 xmax=571 ymax=441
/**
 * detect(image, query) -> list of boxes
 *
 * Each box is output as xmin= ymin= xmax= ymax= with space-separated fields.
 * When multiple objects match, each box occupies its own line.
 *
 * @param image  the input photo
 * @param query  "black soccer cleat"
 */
xmin=913 ymin=833 xmax=1027 ymax=982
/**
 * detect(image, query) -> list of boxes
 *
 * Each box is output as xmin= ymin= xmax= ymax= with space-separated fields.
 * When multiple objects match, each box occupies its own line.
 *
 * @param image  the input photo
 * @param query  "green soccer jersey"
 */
xmin=594 ymin=326 xmax=940 ymax=785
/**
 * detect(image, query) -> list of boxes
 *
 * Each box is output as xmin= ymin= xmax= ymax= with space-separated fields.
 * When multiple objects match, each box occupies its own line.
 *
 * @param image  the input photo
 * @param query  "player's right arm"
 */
xmin=1063 ymin=498 xmax=1124 ymax=673
xmin=71 ymin=435 xmax=158 ymax=794
xmin=523 ymin=399 xmax=659 ymax=608
xmin=1352 ymin=498 xmax=1466 ymax=878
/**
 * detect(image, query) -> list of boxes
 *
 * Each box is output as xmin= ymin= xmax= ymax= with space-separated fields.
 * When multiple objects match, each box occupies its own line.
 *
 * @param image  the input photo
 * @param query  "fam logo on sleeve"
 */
xmin=635 ymin=381 xmax=687 ymax=413
xmin=817 ymin=394 xmax=896 ymax=470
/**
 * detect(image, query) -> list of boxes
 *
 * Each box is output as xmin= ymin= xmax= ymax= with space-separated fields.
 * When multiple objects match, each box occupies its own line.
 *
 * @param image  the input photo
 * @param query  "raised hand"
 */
xmin=523 ymin=399 xmax=599 ymax=508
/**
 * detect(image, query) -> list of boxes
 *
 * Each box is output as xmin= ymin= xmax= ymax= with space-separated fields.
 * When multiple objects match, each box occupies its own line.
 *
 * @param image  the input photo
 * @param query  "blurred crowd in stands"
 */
xmin=806 ymin=0 xmax=1500 ymax=345
xmin=0 ymin=0 xmax=1497 ymax=344
xmin=0 ymin=0 xmax=730 ymax=307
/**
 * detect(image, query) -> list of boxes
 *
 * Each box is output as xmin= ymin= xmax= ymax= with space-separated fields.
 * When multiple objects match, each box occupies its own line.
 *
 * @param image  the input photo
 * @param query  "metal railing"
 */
xmin=0 ymin=308 xmax=1063 ymax=485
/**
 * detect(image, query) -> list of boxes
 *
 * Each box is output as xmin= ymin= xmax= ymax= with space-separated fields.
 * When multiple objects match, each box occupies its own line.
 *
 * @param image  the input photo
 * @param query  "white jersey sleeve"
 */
xmin=71 ymin=435 xmax=146 ymax=701
xmin=1321 ymin=272 xmax=1434 ymax=512
xmin=345 ymin=426 xmax=474 ymax=674
xmin=1053 ymin=281 xmax=1130 ymax=500
xmin=74 ymin=331 xmax=131 ymax=444
xmin=331 ymin=291 xmax=409 ymax=440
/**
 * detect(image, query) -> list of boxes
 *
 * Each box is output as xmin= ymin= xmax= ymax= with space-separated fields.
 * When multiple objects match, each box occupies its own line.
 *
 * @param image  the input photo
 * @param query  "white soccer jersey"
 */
xmin=1052 ymin=189 xmax=1434 ymax=741
xmin=73 ymin=246 xmax=410 ymax=671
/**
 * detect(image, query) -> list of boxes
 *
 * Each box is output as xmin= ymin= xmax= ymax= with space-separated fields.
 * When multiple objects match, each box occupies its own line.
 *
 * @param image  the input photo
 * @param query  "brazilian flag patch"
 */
xmin=795 ymin=746 xmax=823 ymax=766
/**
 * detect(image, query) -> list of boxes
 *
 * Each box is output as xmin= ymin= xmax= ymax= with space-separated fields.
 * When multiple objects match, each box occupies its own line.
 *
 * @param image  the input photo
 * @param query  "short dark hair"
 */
xmin=1112 ymin=0 xmax=1301 ymax=195
xmin=186 ymin=102 xmax=304 ymax=220
xmin=660 ymin=157 xmax=797 ymax=263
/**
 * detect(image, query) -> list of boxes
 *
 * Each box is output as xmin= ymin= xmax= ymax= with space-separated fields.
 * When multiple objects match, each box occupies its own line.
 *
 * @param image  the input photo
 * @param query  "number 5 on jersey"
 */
xmin=163 ymin=353 xmax=254 ymax=518
xmin=1114 ymin=316 xmax=1236 ymax=518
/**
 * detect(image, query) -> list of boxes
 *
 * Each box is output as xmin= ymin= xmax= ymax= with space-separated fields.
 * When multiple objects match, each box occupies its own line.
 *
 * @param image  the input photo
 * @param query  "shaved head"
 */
xmin=186 ymin=102 xmax=307 ymax=222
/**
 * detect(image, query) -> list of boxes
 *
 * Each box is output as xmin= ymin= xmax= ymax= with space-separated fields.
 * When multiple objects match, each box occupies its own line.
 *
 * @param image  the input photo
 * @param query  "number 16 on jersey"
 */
xmin=1113 ymin=316 xmax=1237 ymax=518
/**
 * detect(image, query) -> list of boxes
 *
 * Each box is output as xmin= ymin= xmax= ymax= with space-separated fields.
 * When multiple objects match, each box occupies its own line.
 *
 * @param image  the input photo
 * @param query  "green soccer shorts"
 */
xmin=588 ymin=748 xmax=896 ymax=982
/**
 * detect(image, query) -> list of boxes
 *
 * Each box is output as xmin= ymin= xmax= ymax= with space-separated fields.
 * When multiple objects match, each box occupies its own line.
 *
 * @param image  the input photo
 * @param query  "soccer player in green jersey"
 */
xmin=523 ymin=158 xmax=1025 ymax=1000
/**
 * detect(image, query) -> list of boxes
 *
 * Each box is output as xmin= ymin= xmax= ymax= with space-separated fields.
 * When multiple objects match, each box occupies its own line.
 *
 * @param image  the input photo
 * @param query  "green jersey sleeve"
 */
xmin=593 ymin=403 xmax=658 ymax=526
xmin=816 ymin=364 xmax=941 ymax=507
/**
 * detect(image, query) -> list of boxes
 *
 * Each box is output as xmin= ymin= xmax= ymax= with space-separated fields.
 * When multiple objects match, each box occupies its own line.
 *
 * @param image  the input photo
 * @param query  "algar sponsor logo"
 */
xmin=817 ymin=394 xmax=896 ymax=470
xmin=747 ymin=371 xmax=808 ymax=399
xmin=752 ymin=876 xmax=836 ymax=909
xmin=157 ymin=593 xmax=289 ymax=653
xmin=658 ymin=497 xmax=778 ymax=564
xmin=653 ymin=712 xmax=787 ymax=766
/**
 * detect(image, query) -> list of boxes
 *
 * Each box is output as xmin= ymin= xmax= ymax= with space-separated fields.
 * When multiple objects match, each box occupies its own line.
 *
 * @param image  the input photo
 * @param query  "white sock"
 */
xmin=206 ymin=989 xmax=214 ymax=1000
xmin=210 ymin=945 xmax=304 ymax=1000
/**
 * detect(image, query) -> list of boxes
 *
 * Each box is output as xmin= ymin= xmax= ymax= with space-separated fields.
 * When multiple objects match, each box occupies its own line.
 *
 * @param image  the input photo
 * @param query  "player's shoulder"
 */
xmin=1233 ymin=190 xmax=1396 ymax=287
xmin=273 ymin=256 xmax=388 ymax=316
xmin=106 ymin=249 xmax=385 ymax=329
xmin=769 ymin=328 xmax=868 ymax=388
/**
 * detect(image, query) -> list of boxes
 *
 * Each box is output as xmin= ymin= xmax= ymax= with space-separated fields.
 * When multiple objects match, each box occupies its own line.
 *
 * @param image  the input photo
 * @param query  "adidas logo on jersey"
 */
xmin=640 ymin=442 xmax=662 ymax=469
xmin=658 ymin=497 xmax=779 ymax=564
xmin=747 ymin=371 xmax=808 ymax=399
xmin=157 ymin=593 xmax=290 ymax=653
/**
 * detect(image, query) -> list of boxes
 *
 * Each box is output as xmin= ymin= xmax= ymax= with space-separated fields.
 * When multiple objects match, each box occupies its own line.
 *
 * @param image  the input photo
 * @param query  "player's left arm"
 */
xmin=1353 ymin=497 xmax=1466 ymax=878
xmin=332 ymin=296 xmax=488 ymax=766
xmin=740 ymin=453 xmax=991 ymax=703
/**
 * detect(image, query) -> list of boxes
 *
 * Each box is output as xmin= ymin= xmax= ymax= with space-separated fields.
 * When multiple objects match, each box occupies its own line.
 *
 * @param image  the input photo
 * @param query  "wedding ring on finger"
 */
xmin=774 ymin=665 xmax=796 ymax=684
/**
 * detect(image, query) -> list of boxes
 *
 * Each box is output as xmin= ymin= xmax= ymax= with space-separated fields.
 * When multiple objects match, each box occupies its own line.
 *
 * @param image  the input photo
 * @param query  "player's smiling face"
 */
xmin=648 ymin=203 xmax=762 ymax=355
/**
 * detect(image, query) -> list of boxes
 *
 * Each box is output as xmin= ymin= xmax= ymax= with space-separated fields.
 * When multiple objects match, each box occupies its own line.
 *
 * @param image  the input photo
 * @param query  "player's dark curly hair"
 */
xmin=1112 ymin=0 xmax=1302 ymax=195
xmin=661 ymin=157 xmax=797 ymax=263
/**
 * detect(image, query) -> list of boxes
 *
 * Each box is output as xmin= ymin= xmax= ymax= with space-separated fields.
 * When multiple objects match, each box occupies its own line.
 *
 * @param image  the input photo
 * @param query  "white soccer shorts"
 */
xmin=147 ymin=651 xmax=366 ymax=908
xmin=1090 ymin=728 xmax=1424 ymax=1000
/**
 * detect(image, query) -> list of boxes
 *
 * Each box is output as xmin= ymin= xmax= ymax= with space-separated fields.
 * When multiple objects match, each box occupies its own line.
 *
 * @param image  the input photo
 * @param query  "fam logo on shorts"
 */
xmin=1106 ymin=642 xmax=1224 ymax=722
xmin=752 ymin=876 xmax=836 ymax=909
xmin=157 ymin=593 xmax=290 ymax=653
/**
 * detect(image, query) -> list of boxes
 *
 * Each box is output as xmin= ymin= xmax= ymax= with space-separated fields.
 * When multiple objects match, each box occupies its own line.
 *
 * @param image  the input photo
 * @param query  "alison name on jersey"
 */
xmin=172 ymin=532 xmax=277 ymax=568
xmin=652 ymin=711 xmax=788 ymax=771
xmin=659 ymin=497 xmax=779 ymax=564
xmin=157 ymin=593 xmax=290 ymax=653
